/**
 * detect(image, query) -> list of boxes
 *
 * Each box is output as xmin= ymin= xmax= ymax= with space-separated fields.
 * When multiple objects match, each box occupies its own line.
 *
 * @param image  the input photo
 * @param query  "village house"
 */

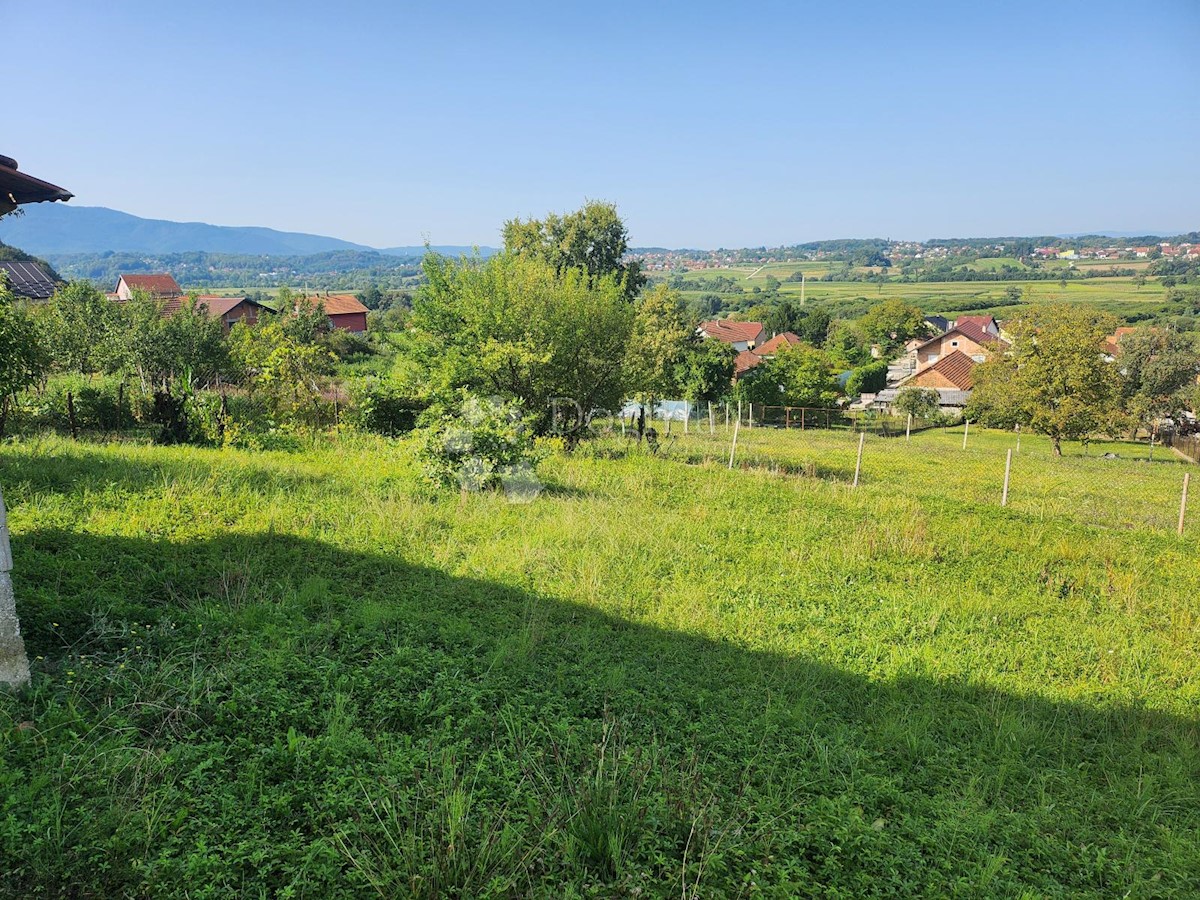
xmin=732 ymin=330 xmax=802 ymax=378
xmin=910 ymin=314 xmax=1002 ymax=369
xmin=115 ymin=273 xmax=184 ymax=301
xmin=298 ymin=293 xmax=370 ymax=333
xmin=698 ymin=319 xmax=766 ymax=353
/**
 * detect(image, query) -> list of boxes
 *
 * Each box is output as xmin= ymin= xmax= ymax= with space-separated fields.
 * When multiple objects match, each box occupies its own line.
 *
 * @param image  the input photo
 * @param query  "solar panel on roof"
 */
xmin=0 ymin=261 xmax=58 ymax=300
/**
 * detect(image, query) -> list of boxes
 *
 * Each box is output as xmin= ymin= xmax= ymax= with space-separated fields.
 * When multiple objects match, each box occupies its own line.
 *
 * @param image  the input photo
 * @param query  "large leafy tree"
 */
xmin=624 ymin=283 xmax=693 ymax=405
xmin=45 ymin=281 xmax=121 ymax=375
xmin=857 ymin=299 xmax=928 ymax=354
xmin=413 ymin=251 xmax=634 ymax=436
xmin=0 ymin=285 xmax=50 ymax=435
xmin=502 ymin=201 xmax=646 ymax=301
xmin=676 ymin=340 xmax=735 ymax=408
xmin=738 ymin=345 xmax=840 ymax=408
xmin=1113 ymin=327 xmax=1199 ymax=436
xmin=969 ymin=305 xmax=1120 ymax=455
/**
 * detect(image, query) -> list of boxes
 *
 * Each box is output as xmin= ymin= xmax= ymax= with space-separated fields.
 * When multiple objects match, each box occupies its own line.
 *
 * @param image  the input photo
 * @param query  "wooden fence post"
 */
xmin=906 ymin=413 xmax=912 ymax=441
xmin=66 ymin=391 xmax=79 ymax=440
xmin=0 ymin=486 xmax=31 ymax=689
xmin=1180 ymin=472 xmax=1191 ymax=536
xmin=852 ymin=432 xmax=865 ymax=488
xmin=728 ymin=418 xmax=740 ymax=470
xmin=1002 ymin=448 xmax=1013 ymax=507
xmin=962 ymin=419 xmax=970 ymax=450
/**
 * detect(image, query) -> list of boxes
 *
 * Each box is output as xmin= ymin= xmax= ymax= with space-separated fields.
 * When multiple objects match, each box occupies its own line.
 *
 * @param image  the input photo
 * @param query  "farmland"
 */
xmin=2 ymin=429 xmax=1198 ymax=896
xmin=664 ymin=262 xmax=1170 ymax=319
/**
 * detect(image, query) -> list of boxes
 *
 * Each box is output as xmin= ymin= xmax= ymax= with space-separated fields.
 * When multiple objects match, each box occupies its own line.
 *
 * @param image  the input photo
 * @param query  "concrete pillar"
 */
xmin=0 ymin=486 xmax=30 ymax=689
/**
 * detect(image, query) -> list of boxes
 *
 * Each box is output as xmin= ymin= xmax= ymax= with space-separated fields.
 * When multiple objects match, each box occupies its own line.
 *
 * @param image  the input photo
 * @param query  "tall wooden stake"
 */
xmin=906 ymin=413 xmax=912 ymax=441
xmin=728 ymin=419 xmax=740 ymax=469
xmin=852 ymin=432 xmax=865 ymax=488
xmin=1180 ymin=472 xmax=1191 ymax=536
xmin=1002 ymin=448 xmax=1013 ymax=507
xmin=962 ymin=419 xmax=970 ymax=450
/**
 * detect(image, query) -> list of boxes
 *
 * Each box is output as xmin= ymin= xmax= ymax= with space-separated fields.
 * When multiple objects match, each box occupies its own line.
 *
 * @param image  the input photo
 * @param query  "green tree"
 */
xmin=675 ymin=340 xmax=735 ymax=408
xmin=1114 ymin=327 xmax=1200 ymax=436
xmin=0 ymin=286 xmax=50 ymax=435
xmin=894 ymin=387 xmax=941 ymax=420
xmin=738 ymin=346 xmax=839 ymax=408
xmin=969 ymin=305 xmax=1120 ymax=455
xmin=502 ymin=201 xmax=646 ymax=300
xmin=412 ymin=252 xmax=633 ymax=437
xmin=857 ymin=299 xmax=927 ymax=354
xmin=45 ymin=281 xmax=120 ymax=375
xmin=845 ymin=359 xmax=888 ymax=397
xmin=624 ymin=283 xmax=694 ymax=404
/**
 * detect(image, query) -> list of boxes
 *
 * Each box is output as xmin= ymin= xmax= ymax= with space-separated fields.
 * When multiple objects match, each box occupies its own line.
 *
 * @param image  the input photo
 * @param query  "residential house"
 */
xmin=115 ymin=273 xmax=184 ymax=302
xmin=0 ymin=260 xmax=59 ymax=300
xmin=300 ymin=293 xmax=370 ymax=333
xmin=698 ymin=319 xmax=766 ymax=352
xmin=910 ymin=315 xmax=1002 ymax=369
xmin=194 ymin=296 xmax=270 ymax=333
xmin=732 ymin=331 xmax=802 ymax=379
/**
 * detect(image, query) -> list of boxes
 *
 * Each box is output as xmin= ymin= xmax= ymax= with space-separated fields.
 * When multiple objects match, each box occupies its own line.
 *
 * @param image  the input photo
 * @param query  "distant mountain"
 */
xmin=0 ymin=204 xmax=494 ymax=258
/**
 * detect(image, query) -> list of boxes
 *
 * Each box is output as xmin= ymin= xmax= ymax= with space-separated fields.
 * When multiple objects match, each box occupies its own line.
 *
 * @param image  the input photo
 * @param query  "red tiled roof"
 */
xmin=734 ymin=350 xmax=763 ymax=376
xmin=912 ymin=350 xmax=976 ymax=390
xmin=754 ymin=331 xmax=802 ymax=355
xmin=1103 ymin=326 xmax=1140 ymax=356
xmin=700 ymin=319 xmax=763 ymax=344
xmin=302 ymin=293 xmax=369 ymax=315
xmin=953 ymin=319 xmax=997 ymax=345
xmin=119 ymin=274 xmax=183 ymax=296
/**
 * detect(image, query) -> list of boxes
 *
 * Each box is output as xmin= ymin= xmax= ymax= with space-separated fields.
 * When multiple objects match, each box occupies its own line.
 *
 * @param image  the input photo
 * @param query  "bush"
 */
xmin=349 ymin=378 xmax=427 ymax=437
xmin=845 ymin=360 xmax=889 ymax=397
xmin=39 ymin=376 xmax=136 ymax=433
xmin=416 ymin=394 xmax=542 ymax=493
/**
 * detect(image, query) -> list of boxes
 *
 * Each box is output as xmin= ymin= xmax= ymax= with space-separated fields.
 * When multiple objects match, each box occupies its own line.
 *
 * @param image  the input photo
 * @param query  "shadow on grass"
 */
xmin=3 ymin=525 xmax=1199 ymax=897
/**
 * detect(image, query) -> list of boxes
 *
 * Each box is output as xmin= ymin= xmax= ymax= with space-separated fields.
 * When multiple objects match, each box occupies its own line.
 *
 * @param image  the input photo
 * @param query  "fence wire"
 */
xmin=604 ymin=403 xmax=1195 ymax=537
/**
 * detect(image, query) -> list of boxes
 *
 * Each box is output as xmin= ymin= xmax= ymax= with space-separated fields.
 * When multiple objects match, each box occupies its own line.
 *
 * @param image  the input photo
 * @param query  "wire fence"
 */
xmin=601 ymin=403 xmax=1196 ymax=537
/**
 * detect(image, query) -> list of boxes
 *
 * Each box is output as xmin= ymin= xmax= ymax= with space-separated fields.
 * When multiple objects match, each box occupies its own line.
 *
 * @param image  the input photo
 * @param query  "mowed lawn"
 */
xmin=2 ymin=434 xmax=1199 ymax=897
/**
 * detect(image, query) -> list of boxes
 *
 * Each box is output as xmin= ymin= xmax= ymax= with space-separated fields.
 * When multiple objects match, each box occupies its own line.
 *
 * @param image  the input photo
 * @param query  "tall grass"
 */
xmin=1 ymin=432 xmax=1197 ymax=896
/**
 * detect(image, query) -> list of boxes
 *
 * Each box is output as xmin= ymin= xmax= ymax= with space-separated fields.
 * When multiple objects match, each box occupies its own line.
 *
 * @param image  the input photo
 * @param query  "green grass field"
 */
xmin=668 ymin=263 xmax=1168 ymax=318
xmin=2 ymin=431 xmax=1198 ymax=896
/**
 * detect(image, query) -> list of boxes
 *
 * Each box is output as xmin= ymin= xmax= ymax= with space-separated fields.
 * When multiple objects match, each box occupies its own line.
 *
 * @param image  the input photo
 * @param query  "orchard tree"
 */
xmin=738 ymin=345 xmax=839 ymax=409
xmin=45 ymin=281 xmax=120 ymax=375
xmin=0 ymin=285 xmax=50 ymax=436
xmin=413 ymin=251 xmax=633 ymax=438
xmin=1114 ymin=327 xmax=1200 ymax=436
xmin=970 ymin=305 xmax=1120 ymax=455
xmin=675 ymin=339 xmax=735 ymax=410
xmin=857 ymin=299 xmax=927 ymax=353
xmin=624 ymin=283 xmax=694 ymax=417
xmin=502 ymin=201 xmax=646 ymax=300
xmin=894 ymin=387 xmax=941 ymax=420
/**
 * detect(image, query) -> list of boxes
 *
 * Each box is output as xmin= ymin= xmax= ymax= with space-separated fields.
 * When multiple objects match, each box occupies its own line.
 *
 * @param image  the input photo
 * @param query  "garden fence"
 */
xmin=603 ymin=402 xmax=1196 ymax=537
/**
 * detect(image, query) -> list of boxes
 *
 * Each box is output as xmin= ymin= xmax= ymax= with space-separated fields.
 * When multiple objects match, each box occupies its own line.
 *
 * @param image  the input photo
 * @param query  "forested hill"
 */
xmin=0 ymin=204 xmax=490 ymax=258
xmin=45 ymin=249 xmax=428 ymax=291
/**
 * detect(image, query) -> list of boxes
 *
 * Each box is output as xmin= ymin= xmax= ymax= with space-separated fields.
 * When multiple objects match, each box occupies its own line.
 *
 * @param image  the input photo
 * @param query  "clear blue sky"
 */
xmin=11 ymin=0 xmax=1200 ymax=249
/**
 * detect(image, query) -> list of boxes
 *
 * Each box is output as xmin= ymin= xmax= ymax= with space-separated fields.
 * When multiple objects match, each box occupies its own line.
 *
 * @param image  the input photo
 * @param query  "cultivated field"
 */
xmin=1 ymin=432 xmax=1198 ymax=896
xmin=667 ymin=263 xmax=1169 ymax=318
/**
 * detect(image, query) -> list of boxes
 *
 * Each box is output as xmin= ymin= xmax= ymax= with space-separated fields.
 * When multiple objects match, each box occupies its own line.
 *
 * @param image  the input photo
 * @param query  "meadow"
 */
xmin=1 ymin=430 xmax=1198 ymax=897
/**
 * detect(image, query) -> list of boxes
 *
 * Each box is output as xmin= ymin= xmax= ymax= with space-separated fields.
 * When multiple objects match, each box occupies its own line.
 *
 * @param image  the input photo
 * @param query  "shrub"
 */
xmin=845 ymin=360 xmax=889 ymax=397
xmin=416 ymin=394 xmax=542 ymax=492
xmin=893 ymin=387 xmax=941 ymax=420
xmin=349 ymin=378 xmax=427 ymax=437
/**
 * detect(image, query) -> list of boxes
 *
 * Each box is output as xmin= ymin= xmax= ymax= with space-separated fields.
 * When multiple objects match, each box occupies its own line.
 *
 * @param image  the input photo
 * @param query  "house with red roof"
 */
xmin=698 ymin=319 xmax=766 ymax=352
xmin=299 ymin=293 xmax=369 ymax=333
xmin=115 ymin=273 xmax=183 ymax=301
xmin=910 ymin=315 xmax=1003 ymax=370
xmin=730 ymin=331 xmax=803 ymax=379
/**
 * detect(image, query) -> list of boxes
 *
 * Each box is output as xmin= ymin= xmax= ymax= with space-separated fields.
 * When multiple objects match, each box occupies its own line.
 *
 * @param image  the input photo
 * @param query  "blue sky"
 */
xmin=11 ymin=0 xmax=1200 ymax=248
